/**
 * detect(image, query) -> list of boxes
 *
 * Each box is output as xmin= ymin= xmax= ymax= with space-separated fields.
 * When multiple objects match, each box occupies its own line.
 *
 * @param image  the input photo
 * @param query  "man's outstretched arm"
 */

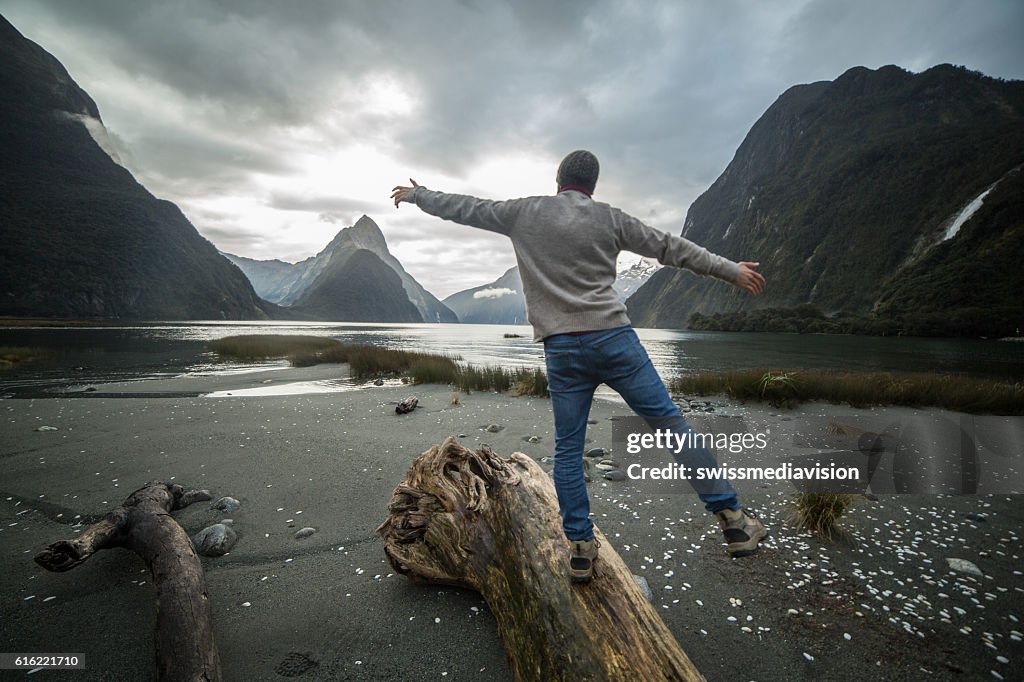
xmin=391 ymin=180 xmax=520 ymax=236
xmin=614 ymin=208 xmax=765 ymax=297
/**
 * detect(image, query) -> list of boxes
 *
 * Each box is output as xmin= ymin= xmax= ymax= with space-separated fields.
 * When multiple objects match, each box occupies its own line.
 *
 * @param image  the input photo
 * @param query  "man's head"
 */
xmin=556 ymin=150 xmax=599 ymax=195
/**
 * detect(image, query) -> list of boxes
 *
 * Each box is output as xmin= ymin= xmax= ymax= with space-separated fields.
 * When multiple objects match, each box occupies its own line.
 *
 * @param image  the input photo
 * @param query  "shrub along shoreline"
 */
xmin=206 ymin=335 xmax=1022 ymax=414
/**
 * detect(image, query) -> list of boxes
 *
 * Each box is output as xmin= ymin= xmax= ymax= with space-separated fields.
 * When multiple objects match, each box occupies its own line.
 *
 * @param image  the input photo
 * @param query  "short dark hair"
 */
xmin=556 ymin=150 xmax=600 ymax=194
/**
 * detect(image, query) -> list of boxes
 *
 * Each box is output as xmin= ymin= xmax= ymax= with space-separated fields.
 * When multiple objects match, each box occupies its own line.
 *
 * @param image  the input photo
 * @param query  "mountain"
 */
xmin=219 ymin=255 xmax=296 ymax=303
xmin=225 ymin=216 xmax=457 ymax=322
xmin=288 ymin=248 xmax=422 ymax=322
xmin=442 ymin=267 xmax=527 ymax=324
xmin=626 ymin=64 xmax=1024 ymax=334
xmin=0 ymin=16 xmax=268 ymax=320
xmin=615 ymin=259 xmax=661 ymax=301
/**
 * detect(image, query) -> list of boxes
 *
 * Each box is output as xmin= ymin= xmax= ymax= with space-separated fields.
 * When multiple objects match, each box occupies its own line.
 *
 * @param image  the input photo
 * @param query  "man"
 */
xmin=391 ymin=150 xmax=767 ymax=582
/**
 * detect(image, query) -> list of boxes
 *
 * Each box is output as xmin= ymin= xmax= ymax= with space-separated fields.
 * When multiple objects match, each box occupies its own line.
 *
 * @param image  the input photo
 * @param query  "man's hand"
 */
xmin=390 ymin=179 xmax=419 ymax=208
xmin=735 ymin=261 xmax=765 ymax=296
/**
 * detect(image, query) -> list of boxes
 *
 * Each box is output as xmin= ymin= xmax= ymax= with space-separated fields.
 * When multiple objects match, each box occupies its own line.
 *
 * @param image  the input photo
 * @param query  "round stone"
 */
xmin=192 ymin=523 xmax=238 ymax=556
xmin=210 ymin=496 xmax=241 ymax=514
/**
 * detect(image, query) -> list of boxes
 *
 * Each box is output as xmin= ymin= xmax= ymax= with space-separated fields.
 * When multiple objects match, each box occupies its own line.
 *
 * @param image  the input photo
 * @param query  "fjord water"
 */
xmin=1 ymin=322 xmax=1021 ymax=397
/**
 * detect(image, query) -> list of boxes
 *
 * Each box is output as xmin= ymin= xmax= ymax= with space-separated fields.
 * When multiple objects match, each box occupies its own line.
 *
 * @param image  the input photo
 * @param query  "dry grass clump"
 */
xmin=0 ymin=348 xmax=48 ymax=368
xmin=0 ymin=346 xmax=46 ymax=369
xmin=788 ymin=492 xmax=857 ymax=542
xmin=670 ymin=368 xmax=1023 ymax=414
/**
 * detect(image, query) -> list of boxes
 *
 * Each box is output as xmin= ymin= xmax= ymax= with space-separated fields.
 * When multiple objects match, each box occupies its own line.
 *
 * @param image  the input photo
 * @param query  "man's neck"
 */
xmin=557 ymin=185 xmax=593 ymax=197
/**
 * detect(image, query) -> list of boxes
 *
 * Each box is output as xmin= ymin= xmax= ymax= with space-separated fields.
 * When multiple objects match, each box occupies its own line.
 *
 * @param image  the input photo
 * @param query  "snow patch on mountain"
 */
xmin=614 ymin=258 xmax=661 ymax=301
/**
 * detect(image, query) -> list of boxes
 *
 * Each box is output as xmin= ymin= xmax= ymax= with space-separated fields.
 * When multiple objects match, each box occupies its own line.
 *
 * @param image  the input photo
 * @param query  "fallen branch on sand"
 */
xmin=377 ymin=437 xmax=703 ymax=681
xmin=34 ymin=481 xmax=221 ymax=682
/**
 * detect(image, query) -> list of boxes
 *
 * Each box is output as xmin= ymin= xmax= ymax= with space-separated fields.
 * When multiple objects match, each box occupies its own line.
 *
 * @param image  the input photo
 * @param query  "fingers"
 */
xmin=391 ymin=184 xmax=414 ymax=208
xmin=391 ymin=179 xmax=422 ymax=207
xmin=736 ymin=261 xmax=766 ymax=296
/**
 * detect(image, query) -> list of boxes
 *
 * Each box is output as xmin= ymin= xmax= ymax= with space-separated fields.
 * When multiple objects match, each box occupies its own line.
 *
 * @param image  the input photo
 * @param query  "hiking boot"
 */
xmin=569 ymin=537 xmax=600 ymax=583
xmin=714 ymin=508 xmax=767 ymax=557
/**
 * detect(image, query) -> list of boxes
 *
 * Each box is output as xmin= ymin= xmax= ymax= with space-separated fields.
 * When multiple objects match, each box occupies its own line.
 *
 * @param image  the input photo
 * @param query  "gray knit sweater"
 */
xmin=410 ymin=187 xmax=740 ymax=341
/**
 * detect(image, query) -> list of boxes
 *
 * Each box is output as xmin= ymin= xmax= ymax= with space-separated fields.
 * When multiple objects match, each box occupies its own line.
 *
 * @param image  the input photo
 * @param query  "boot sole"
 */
xmin=570 ymin=556 xmax=595 ymax=582
xmin=727 ymin=526 xmax=768 ymax=558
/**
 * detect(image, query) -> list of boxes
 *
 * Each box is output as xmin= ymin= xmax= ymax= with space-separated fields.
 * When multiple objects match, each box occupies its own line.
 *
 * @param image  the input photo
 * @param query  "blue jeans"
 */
xmin=544 ymin=325 xmax=739 ymax=541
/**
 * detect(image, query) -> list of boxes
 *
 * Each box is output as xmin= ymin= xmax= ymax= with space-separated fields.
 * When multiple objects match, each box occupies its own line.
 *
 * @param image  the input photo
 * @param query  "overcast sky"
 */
xmin=2 ymin=1 xmax=1022 ymax=298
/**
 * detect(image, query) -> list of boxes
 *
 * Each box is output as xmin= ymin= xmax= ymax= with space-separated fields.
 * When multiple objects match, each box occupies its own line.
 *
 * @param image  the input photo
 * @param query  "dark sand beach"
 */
xmin=1 ymin=365 xmax=1021 ymax=680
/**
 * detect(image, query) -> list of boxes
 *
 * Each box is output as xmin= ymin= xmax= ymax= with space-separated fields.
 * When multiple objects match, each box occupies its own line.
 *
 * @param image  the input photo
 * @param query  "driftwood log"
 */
xmin=34 ymin=481 xmax=221 ymax=682
xmin=377 ymin=436 xmax=704 ymax=681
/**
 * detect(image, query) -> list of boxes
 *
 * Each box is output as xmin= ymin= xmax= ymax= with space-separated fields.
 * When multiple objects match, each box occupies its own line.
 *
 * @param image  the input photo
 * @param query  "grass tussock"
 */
xmin=789 ymin=492 xmax=856 ymax=543
xmin=208 ymin=335 xmax=549 ymax=397
xmin=443 ymin=364 xmax=548 ymax=397
xmin=670 ymin=368 xmax=1024 ymax=415
xmin=0 ymin=346 xmax=46 ymax=369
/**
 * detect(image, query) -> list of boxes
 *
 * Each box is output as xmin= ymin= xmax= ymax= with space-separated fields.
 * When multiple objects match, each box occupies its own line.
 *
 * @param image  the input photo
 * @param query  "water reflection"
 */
xmin=1 ymin=321 xmax=1021 ymax=397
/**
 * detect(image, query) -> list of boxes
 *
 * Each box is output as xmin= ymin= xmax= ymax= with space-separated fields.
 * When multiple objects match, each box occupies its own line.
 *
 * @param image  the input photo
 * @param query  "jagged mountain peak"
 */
xmin=322 ymin=215 xmax=388 ymax=254
xmin=225 ymin=215 xmax=457 ymax=322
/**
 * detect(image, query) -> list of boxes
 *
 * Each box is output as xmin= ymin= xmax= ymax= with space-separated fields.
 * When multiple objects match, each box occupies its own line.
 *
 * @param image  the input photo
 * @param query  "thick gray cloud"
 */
xmin=1 ymin=0 xmax=1021 ymax=297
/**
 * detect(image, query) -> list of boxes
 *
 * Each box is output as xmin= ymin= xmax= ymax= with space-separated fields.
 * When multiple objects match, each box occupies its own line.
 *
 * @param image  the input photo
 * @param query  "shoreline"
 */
xmin=1 ymin=366 xmax=1021 ymax=680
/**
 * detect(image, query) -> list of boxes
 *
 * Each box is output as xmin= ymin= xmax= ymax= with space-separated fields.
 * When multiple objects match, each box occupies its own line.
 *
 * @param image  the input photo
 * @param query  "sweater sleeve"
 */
xmin=614 ymin=208 xmax=740 ymax=283
xmin=410 ymin=187 xmax=522 ymax=236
